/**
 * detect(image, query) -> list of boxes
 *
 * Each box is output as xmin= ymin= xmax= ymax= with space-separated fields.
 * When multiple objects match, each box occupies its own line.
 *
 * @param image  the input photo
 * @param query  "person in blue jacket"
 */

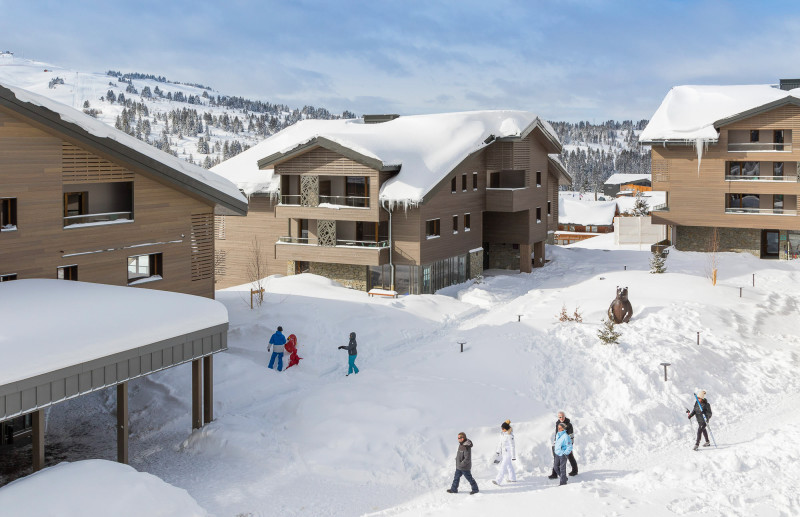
xmin=268 ymin=326 xmax=286 ymax=371
xmin=552 ymin=422 xmax=573 ymax=486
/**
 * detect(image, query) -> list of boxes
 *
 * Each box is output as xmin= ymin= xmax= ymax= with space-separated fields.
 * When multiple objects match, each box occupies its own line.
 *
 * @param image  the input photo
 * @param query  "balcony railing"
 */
xmin=651 ymin=203 xmax=669 ymax=212
xmin=64 ymin=211 xmax=132 ymax=227
xmin=724 ymin=207 xmax=797 ymax=216
xmin=278 ymin=236 xmax=389 ymax=247
xmin=279 ymin=195 xmax=369 ymax=208
xmin=726 ymin=175 xmax=798 ymax=182
xmin=727 ymin=142 xmax=792 ymax=152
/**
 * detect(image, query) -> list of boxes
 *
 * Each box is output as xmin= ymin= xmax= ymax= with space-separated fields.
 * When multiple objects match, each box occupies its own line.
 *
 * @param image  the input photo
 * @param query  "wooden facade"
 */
xmin=0 ymin=100 xmax=241 ymax=298
xmin=650 ymin=103 xmax=800 ymax=257
xmin=215 ymin=119 xmax=567 ymax=292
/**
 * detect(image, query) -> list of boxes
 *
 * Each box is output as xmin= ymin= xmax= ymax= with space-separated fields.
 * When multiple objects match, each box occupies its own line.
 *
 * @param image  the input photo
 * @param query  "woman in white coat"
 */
xmin=492 ymin=420 xmax=516 ymax=485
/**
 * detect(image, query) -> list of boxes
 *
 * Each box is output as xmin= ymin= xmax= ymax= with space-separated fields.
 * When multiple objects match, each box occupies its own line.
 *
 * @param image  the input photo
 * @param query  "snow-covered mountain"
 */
xmin=0 ymin=54 xmax=354 ymax=169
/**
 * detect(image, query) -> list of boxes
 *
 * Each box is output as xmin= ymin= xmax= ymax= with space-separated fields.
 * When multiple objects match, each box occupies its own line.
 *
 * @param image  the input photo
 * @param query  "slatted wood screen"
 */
xmin=652 ymin=155 xmax=670 ymax=182
xmin=62 ymin=143 xmax=134 ymax=183
xmin=190 ymin=213 xmax=214 ymax=281
xmin=276 ymin=147 xmax=375 ymax=176
xmin=214 ymin=215 xmax=226 ymax=239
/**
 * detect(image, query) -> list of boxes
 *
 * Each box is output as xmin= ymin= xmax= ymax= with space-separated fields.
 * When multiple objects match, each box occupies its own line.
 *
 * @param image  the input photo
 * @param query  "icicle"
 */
xmin=695 ymin=138 xmax=704 ymax=176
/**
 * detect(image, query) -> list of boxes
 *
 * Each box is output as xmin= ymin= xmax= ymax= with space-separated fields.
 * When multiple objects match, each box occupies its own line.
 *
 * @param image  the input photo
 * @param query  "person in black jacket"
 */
xmin=687 ymin=390 xmax=712 ymax=451
xmin=338 ymin=331 xmax=359 ymax=376
xmin=446 ymin=432 xmax=479 ymax=494
xmin=548 ymin=411 xmax=578 ymax=478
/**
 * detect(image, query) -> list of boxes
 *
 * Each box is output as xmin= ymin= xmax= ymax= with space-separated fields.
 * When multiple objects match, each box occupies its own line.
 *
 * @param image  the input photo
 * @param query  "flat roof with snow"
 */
xmin=0 ymin=280 xmax=228 ymax=421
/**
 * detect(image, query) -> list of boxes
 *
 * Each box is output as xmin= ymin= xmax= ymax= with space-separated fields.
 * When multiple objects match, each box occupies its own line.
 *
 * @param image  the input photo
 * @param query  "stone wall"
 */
xmin=675 ymin=226 xmax=760 ymax=256
xmin=469 ymin=249 xmax=484 ymax=279
xmin=488 ymin=243 xmax=519 ymax=270
xmin=309 ymin=262 xmax=368 ymax=291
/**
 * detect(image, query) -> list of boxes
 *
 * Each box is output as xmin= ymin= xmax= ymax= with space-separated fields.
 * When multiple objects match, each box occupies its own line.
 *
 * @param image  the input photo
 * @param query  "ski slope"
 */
xmin=2 ymin=234 xmax=799 ymax=516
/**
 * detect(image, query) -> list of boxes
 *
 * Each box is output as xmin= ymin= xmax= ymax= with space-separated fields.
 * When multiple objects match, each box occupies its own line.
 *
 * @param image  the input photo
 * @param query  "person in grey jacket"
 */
xmin=338 ymin=331 xmax=359 ymax=376
xmin=447 ymin=432 xmax=479 ymax=494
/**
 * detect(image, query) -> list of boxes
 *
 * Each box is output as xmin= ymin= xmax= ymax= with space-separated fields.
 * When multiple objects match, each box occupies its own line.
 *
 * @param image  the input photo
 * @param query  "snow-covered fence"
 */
xmin=614 ymin=216 xmax=667 ymax=245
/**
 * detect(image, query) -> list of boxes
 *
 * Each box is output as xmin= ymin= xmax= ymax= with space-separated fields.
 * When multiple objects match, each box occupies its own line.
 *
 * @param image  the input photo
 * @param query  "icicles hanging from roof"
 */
xmin=695 ymin=138 xmax=706 ymax=176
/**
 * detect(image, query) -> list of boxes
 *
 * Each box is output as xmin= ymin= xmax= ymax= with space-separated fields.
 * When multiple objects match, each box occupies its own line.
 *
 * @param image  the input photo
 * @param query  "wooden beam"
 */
xmin=192 ymin=359 xmax=202 ymax=430
xmin=117 ymin=382 xmax=129 ymax=464
xmin=203 ymin=355 xmax=213 ymax=424
xmin=32 ymin=409 xmax=45 ymax=472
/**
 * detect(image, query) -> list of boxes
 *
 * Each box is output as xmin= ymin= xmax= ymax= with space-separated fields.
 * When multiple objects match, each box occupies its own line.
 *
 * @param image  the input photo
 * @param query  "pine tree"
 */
xmin=597 ymin=317 xmax=621 ymax=345
xmin=632 ymin=191 xmax=649 ymax=216
xmin=650 ymin=250 xmax=667 ymax=274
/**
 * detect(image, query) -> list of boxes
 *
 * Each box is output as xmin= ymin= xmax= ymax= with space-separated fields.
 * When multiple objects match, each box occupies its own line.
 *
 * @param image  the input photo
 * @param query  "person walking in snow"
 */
xmin=552 ymin=422 xmax=573 ymax=486
xmin=492 ymin=420 xmax=516 ymax=485
xmin=267 ymin=326 xmax=286 ymax=372
xmin=548 ymin=411 xmax=578 ymax=478
xmin=338 ymin=331 xmax=359 ymax=376
xmin=687 ymin=390 xmax=712 ymax=451
xmin=284 ymin=334 xmax=302 ymax=370
xmin=446 ymin=432 xmax=479 ymax=494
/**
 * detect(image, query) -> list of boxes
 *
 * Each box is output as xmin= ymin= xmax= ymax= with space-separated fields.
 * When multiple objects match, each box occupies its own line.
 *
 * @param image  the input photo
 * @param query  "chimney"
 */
xmin=779 ymin=79 xmax=800 ymax=91
xmin=363 ymin=114 xmax=400 ymax=124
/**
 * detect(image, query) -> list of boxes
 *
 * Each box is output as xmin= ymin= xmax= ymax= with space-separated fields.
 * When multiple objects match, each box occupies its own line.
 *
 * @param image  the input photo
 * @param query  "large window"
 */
xmin=128 ymin=253 xmax=163 ymax=284
xmin=1 ymin=198 xmax=17 ymax=230
xmin=774 ymin=162 xmax=784 ymax=177
xmin=775 ymin=130 xmax=784 ymax=151
xmin=728 ymin=193 xmax=760 ymax=209
xmin=425 ymin=219 xmax=440 ymax=238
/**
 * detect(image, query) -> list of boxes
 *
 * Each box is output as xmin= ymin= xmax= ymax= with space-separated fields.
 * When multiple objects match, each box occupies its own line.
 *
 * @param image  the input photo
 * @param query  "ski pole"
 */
xmin=693 ymin=393 xmax=717 ymax=448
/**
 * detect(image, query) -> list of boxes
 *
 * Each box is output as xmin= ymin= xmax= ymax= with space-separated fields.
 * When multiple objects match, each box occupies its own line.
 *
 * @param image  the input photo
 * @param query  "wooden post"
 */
xmin=458 ymin=341 xmax=465 ymax=353
xmin=192 ymin=359 xmax=202 ymax=430
xmin=32 ymin=409 xmax=45 ymax=472
xmin=203 ymin=355 xmax=213 ymax=424
xmin=117 ymin=382 xmax=129 ymax=464
xmin=250 ymin=288 xmax=265 ymax=309
xmin=660 ymin=362 xmax=671 ymax=382
xmin=697 ymin=332 xmax=700 ymax=346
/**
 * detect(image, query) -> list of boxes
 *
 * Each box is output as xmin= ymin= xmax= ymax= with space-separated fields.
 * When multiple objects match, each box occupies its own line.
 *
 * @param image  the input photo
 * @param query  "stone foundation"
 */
xmin=488 ymin=243 xmax=520 ymax=270
xmin=675 ymin=226 xmax=760 ymax=256
xmin=308 ymin=262 xmax=368 ymax=291
xmin=469 ymin=249 xmax=484 ymax=279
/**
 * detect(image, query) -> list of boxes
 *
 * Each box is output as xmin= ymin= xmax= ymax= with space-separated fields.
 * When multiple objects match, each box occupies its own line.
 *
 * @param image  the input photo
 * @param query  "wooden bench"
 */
xmin=368 ymin=289 xmax=398 ymax=298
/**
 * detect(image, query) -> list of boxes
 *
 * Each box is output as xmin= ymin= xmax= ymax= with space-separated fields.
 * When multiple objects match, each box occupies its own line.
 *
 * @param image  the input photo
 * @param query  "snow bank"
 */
xmin=0 ymin=279 xmax=228 ymax=385
xmin=0 ymin=460 xmax=208 ymax=517
xmin=558 ymin=197 xmax=617 ymax=225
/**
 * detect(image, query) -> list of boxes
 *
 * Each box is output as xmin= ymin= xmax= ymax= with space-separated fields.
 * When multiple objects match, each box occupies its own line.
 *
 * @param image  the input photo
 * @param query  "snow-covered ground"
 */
xmin=3 ymin=233 xmax=800 ymax=516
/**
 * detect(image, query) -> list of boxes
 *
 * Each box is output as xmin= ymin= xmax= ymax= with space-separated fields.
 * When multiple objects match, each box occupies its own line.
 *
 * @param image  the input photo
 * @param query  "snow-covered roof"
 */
xmin=0 ymin=279 xmax=228 ymax=385
xmin=559 ymin=198 xmax=617 ymax=225
xmin=213 ymin=111 xmax=561 ymax=207
xmin=604 ymin=173 xmax=651 ymax=185
xmin=616 ymin=190 xmax=667 ymax=214
xmin=640 ymin=84 xmax=800 ymax=143
xmin=211 ymin=141 xmax=280 ymax=197
xmin=0 ymin=82 xmax=247 ymax=215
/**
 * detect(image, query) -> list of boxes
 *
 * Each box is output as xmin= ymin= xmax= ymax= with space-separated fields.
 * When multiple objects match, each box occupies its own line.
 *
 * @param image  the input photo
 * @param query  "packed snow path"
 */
xmin=13 ymin=235 xmax=800 ymax=516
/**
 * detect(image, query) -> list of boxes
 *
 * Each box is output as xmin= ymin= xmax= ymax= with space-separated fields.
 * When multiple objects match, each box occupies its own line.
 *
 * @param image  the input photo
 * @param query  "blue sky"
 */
xmin=2 ymin=0 xmax=799 ymax=121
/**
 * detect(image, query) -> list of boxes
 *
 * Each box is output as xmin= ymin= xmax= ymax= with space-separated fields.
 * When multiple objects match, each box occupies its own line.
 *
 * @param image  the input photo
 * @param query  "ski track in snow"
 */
xmin=8 ymin=239 xmax=800 ymax=516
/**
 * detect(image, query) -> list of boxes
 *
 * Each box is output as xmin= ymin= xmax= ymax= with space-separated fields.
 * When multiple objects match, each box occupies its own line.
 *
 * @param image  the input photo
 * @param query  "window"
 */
xmin=775 ymin=130 xmax=785 ymax=151
xmin=774 ymin=162 xmax=784 ymax=177
xmin=536 ymin=207 xmax=542 ymax=223
xmin=774 ymin=194 xmax=784 ymax=211
xmin=742 ymin=162 xmax=759 ymax=177
xmin=750 ymin=130 xmax=759 ymax=142
xmin=346 ymin=177 xmax=367 ymax=207
xmin=1 ymin=198 xmax=17 ymax=230
xmin=425 ymin=219 xmax=440 ymax=238
xmin=536 ymin=171 xmax=542 ymax=187
xmin=473 ymin=172 xmax=478 ymax=190
xmin=728 ymin=162 xmax=741 ymax=176
xmin=452 ymin=215 xmax=458 ymax=234
xmin=464 ymin=213 xmax=471 ymax=232
xmin=64 ymin=191 xmax=87 ymax=217
xmin=57 ymin=265 xmax=78 ymax=281
xmin=547 ymin=201 xmax=552 ymax=216
xmin=127 ymin=253 xmax=163 ymax=284
xmin=0 ymin=273 xmax=17 ymax=282
xmin=462 ymin=173 xmax=467 ymax=192
xmin=451 ymin=177 xmax=457 ymax=193
xmin=728 ymin=193 xmax=760 ymax=209
xmin=590 ymin=225 xmax=598 ymax=232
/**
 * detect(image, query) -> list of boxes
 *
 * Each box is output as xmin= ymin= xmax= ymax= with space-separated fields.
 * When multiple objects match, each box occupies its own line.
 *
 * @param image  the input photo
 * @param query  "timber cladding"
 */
xmin=276 ymin=147 xmax=376 ymax=177
xmin=0 ymin=108 xmax=217 ymax=298
xmin=652 ymin=104 xmax=800 ymax=232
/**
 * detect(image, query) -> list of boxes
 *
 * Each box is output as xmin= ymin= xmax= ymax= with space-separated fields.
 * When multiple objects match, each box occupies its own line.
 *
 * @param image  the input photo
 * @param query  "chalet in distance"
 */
xmin=641 ymin=79 xmax=800 ymax=259
xmin=212 ymin=111 xmax=571 ymax=295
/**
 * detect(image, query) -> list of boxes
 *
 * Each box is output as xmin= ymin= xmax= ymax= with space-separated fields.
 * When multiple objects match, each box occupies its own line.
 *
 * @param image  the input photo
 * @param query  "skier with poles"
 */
xmin=686 ymin=389 xmax=714 ymax=450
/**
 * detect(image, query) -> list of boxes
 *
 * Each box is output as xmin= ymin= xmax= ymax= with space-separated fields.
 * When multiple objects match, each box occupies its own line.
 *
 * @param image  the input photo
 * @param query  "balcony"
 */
xmin=727 ymin=142 xmax=792 ymax=152
xmin=275 ymin=237 xmax=389 ymax=266
xmin=280 ymin=194 xmax=369 ymax=208
xmin=724 ymin=207 xmax=797 ymax=216
xmin=64 ymin=211 xmax=133 ymax=227
xmin=276 ymin=193 xmax=376 ymax=221
xmin=63 ymin=182 xmax=133 ymax=228
xmin=485 ymin=188 xmax=529 ymax=212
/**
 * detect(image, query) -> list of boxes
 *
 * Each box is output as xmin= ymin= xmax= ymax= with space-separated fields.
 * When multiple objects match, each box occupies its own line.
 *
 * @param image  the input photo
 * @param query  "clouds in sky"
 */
xmin=2 ymin=0 xmax=800 ymax=121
